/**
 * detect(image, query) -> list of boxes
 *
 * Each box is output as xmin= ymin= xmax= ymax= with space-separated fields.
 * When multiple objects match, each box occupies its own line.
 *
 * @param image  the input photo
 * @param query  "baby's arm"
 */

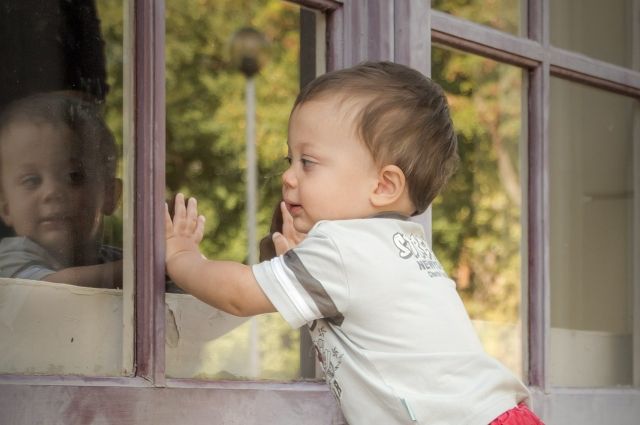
xmin=165 ymin=193 xmax=276 ymax=317
xmin=43 ymin=260 xmax=123 ymax=289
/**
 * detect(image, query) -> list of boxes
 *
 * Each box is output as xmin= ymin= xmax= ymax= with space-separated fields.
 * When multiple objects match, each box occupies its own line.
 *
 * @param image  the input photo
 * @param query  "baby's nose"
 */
xmin=41 ymin=179 xmax=67 ymax=201
xmin=282 ymin=167 xmax=297 ymax=188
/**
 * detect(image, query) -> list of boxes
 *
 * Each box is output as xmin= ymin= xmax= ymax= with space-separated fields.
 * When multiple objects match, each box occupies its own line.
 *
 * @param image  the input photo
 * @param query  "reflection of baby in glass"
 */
xmin=0 ymin=93 xmax=123 ymax=289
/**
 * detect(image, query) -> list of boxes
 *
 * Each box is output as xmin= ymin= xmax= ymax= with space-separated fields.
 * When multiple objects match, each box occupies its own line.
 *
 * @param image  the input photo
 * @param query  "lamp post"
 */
xmin=230 ymin=27 xmax=267 ymax=378
xmin=230 ymin=27 xmax=267 ymax=266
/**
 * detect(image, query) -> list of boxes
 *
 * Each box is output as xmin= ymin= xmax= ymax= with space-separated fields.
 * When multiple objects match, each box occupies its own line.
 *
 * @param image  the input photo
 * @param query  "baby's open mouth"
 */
xmin=40 ymin=215 xmax=73 ymax=226
xmin=286 ymin=202 xmax=303 ymax=215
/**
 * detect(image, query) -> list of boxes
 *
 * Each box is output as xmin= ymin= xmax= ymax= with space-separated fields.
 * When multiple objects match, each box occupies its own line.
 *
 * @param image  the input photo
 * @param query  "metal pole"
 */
xmin=246 ymin=77 xmax=258 ymax=265
xmin=245 ymin=76 xmax=260 ymax=377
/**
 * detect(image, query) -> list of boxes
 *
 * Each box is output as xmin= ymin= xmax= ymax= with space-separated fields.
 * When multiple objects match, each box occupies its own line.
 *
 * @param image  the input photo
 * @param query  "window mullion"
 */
xmin=526 ymin=0 xmax=550 ymax=392
xmin=133 ymin=0 xmax=166 ymax=385
xmin=430 ymin=10 xmax=543 ymax=68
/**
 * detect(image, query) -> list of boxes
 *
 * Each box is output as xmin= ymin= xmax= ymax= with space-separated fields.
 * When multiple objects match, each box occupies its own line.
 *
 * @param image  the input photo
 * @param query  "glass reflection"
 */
xmin=431 ymin=47 xmax=524 ymax=378
xmin=549 ymin=78 xmax=635 ymax=387
xmin=0 ymin=0 xmax=124 ymax=377
xmin=164 ymin=0 xmax=300 ymax=380
xmin=432 ymin=0 xmax=524 ymax=36
xmin=550 ymin=0 xmax=635 ymax=68
xmin=0 ymin=93 xmax=122 ymax=288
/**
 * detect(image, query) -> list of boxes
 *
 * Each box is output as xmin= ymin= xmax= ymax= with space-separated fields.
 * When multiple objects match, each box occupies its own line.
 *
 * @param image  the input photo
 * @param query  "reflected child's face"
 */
xmin=0 ymin=120 xmax=117 ymax=265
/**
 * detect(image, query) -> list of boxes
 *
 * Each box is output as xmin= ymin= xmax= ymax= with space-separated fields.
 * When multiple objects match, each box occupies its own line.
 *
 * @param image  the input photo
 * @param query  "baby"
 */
xmin=165 ymin=62 xmax=543 ymax=425
xmin=0 ymin=93 xmax=122 ymax=289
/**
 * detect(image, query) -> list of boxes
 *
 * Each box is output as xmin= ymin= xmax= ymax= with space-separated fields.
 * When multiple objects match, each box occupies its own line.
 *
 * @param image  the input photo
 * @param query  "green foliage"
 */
xmin=165 ymin=0 xmax=298 ymax=263
xmin=432 ymin=0 xmax=521 ymax=35
xmin=432 ymin=46 xmax=523 ymax=324
xmin=99 ymin=0 xmax=299 ymax=261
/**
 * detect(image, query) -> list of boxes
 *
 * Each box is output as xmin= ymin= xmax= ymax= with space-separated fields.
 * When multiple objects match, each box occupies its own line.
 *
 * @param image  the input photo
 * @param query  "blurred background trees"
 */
xmin=432 ymin=46 xmax=522 ymax=324
xmin=162 ymin=0 xmax=298 ymax=262
xmin=431 ymin=0 xmax=523 ymax=375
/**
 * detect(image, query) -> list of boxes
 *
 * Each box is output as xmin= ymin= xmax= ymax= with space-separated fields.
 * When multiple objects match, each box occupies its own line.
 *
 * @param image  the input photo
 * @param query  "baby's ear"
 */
xmin=102 ymin=178 xmax=123 ymax=215
xmin=370 ymin=164 xmax=406 ymax=208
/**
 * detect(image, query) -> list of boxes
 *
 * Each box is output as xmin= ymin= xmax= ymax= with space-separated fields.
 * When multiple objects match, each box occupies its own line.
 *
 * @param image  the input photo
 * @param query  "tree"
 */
xmin=430 ymin=1 xmax=524 ymax=376
xmin=431 ymin=0 xmax=523 ymax=325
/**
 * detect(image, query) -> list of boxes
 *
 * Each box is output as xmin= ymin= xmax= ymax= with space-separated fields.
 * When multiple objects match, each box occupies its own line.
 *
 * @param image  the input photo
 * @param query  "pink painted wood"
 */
xmin=134 ymin=0 xmax=167 ymax=386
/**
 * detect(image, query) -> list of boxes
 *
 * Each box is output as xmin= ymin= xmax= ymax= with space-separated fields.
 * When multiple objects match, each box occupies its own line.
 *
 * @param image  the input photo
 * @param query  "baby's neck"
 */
xmin=48 ymin=241 xmax=103 ymax=268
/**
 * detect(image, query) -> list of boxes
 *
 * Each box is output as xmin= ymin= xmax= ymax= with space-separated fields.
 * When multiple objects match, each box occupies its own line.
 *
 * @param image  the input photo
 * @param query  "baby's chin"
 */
xmin=292 ymin=218 xmax=313 ymax=234
xmin=37 ymin=235 xmax=95 ymax=265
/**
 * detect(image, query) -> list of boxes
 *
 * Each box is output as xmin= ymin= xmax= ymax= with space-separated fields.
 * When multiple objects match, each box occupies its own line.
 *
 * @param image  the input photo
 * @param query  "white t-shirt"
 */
xmin=252 ymin=215 xmax=529 ymax=425
xmin=0 ymin=236 xmax=122 ymax=280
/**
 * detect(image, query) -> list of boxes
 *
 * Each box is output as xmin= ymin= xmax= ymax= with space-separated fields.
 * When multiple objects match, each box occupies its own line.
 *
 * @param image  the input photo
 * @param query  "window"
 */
xmin=431 ymin=0 xmax=640 ymax=421
xmin=432 ymin=0 xmax=525 ymax=36
xmin=164 ymin=0 xmax=303 ymax=380
xmin=550 ymin=0 xmax=635 ymax=68
xmin=549 ymin=78 xmax=637 ymax=387
xmin=0 ymin=0 xmax=128 ymax=377
xmin=432 ymin=47 xmax=525 ymax=379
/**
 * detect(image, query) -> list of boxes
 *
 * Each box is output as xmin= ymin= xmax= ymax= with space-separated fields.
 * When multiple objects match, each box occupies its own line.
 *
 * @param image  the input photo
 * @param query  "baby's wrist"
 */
xmin=166 ymin=248 xmax=203 ymax=271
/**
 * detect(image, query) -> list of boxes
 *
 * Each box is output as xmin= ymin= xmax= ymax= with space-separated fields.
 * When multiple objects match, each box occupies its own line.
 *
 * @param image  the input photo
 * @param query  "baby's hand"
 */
xmin=272 ymin=201 xmax=306 ymax=255
xmin=165 ymin=193 xmax=206 ymax=264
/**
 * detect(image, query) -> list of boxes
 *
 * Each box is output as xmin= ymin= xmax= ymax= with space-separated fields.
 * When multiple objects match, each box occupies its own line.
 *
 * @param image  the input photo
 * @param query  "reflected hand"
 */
xmin=272 ymin=201 xmax=306 ymax=255
xmin=165 ymin=193 xmax=206 ymax=265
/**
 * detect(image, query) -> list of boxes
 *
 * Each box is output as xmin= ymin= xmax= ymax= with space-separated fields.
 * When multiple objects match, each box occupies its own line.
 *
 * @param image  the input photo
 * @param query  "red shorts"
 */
xmin=489 ymin=403 xmax=545 ymax=425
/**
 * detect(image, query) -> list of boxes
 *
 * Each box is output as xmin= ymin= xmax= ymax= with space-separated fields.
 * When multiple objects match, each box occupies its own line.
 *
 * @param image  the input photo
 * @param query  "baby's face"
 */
xmin=282 ymin=98 xmax=380 ymax=233
xmin=0 ymin=120 xmax=112 ymax=264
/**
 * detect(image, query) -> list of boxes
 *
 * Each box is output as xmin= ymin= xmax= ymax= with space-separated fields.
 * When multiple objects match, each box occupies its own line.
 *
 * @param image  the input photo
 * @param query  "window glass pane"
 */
xmin=550 ymin=0 xmax=636 ymax=68
xmin=549 ymin=78 xmax=637 ymax=387
xmin=432 ymin=0 xmax=525 ymax=36
xmin=431 ymin=47 xmax=524 ymax=379
xmin=0 ymin=0 xmax=125 ymax=375
xmin=165 ymin=0 xmax=300 ymax=380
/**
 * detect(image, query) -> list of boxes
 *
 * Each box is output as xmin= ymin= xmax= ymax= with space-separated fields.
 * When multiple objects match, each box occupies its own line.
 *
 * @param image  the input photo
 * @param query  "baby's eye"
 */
xmin=300 ymin=158 xmax=315 ymax=168
xmin=68 ymin=169 xmax=87 ymax=185
xmin=20 ymin=175 xmax=41 ymax=189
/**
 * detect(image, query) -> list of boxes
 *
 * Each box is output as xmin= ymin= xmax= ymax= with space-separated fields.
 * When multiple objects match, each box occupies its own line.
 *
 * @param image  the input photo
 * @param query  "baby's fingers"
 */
xmin=186 ymin=197 xmax=199 ymax=233
xmin=280 ymin=201 xmax=293 ymax=232
xmin=173 ymin=193 xmax=187 ymax=228
xmin=272 ymin=232 xmax=290 ymax=256
xmin=193 ymin=215 xmax=206 ymax=243
xmin=164 ymin=203 xmax=173 ymax=236
xmin=280 ymin=201 xmax=305 ymax=245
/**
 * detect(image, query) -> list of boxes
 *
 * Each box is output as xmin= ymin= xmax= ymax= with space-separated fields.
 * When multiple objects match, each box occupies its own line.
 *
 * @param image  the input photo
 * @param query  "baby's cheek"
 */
xmin=73 ymin=190 xmax=101 ymax=206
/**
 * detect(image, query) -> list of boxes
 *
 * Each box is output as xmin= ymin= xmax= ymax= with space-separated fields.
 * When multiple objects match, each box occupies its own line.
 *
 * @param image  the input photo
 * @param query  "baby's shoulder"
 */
xmin=0 ymin=236 xmax=43 ymax=253
xmin=312 ymin=217 xmax=421 ymax=237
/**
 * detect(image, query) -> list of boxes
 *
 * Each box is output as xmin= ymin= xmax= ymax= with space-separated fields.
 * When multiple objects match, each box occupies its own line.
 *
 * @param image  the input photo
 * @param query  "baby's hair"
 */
xmin=294 ymin=61 xmax=458 ymax=214
xmin=0 ymin=92 xmax=117 ymax=180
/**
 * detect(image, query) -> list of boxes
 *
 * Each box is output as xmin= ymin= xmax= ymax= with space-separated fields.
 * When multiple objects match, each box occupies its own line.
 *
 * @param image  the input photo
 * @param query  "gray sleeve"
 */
xmin=0 ymin=238 xmax=58 ymax=280
xmin=251 ymin=228 xmax=348 ymax=329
